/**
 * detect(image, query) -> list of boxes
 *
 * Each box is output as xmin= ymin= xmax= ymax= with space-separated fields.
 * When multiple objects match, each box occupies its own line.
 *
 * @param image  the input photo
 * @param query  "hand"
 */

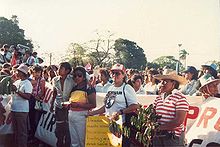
xmin=35 ymin=96 xmax=43 ymax=101
xmin=71 ymin=102 xmax=79 ymax=108
xmin=87 ymin=111 xmax=94 ymax=117
xmin=62 ymin=102 xmax=70 ymax=109
xmin=110 ymin=112 xmax=120 ymax=121
xmin=11 ymin=85 xmax=17 ymax=92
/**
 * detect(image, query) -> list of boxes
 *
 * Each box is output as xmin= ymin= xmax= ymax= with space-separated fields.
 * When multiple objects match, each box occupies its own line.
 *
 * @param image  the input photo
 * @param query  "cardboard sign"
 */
xmin=85 ymin=116 xmax=122 ymax=147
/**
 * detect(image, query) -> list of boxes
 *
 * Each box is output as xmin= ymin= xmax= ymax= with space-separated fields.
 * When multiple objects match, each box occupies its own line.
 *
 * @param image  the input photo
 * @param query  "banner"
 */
xmin=0 ymin=84 xmax=218 ymax=147
xmin=186 ymin=97 xmax=220 ymax=147
xmin=0 ymin=94 xmax=13 ymax=135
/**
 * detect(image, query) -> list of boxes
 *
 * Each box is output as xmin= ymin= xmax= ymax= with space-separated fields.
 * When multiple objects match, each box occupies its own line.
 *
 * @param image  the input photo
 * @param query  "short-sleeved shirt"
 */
xmin=95 ymin=81 xmax=112 ymax=93
xmin=104 ymin=83 xmax=138 ymax=116
xmin=11 ymin=79 xmax=33 ymax=112
xmin=153 ymin=90 xmax=189 ymax=136
xmin=69 ymin=85 xmax=96 ymax=104
xmin=52 ymin=74 xmax=75 ymax=108
xmin=181 ymin=79 xmax=200 ymax=96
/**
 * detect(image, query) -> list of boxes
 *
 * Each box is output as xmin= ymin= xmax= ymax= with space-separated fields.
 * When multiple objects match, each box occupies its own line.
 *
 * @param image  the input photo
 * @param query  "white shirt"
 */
xmin=105 ymin=83 xmax=138 ymax=116
xmin=52 ymin=74 xmax=76 ymax=108
xmin=144 ymin=82 xmax=158 ymax=95
xmin=95 ymin=81 xmax=112 ymax=93
xmin=11 ymin=79 xmax=33 ymax=112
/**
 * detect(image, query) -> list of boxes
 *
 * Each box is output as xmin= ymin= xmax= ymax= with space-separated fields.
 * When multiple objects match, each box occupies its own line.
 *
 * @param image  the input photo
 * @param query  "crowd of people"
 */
xmin=1 ymin=43 xmax=220 ymax=147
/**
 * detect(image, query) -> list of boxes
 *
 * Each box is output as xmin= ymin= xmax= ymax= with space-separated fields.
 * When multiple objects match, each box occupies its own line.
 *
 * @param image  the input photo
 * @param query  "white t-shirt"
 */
xmin=144 ymin=82 xmax=158 ymax=95
xmin=95 ymin=81 xmax=112 ymax=93
xmin=11 ymin=79 xmax=33 ymax=112
xmin=104 ymin=83 xmax=138 ymax=116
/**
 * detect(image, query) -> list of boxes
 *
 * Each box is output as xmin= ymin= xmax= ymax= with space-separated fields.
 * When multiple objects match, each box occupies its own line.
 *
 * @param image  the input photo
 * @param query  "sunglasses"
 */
xmin=161 ymin=79 xmax=174 ymax=85
xmin=112 ymin=71 xmax=121 ymax=76
xmin=74 ymin=73 xmax=83 ymax=78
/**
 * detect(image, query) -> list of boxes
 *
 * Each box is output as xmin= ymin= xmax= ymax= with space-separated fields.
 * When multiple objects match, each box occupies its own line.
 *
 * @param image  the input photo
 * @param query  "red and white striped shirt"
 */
xmin=154 ymin=90 xmax=189 ymax=136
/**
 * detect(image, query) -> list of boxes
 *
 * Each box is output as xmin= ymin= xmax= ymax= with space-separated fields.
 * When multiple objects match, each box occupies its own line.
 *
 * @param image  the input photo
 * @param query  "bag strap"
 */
xmin=36 ymin=78 xmax=41 ymax=95
xmin=123 ymin=83 xmax=128 ymax=108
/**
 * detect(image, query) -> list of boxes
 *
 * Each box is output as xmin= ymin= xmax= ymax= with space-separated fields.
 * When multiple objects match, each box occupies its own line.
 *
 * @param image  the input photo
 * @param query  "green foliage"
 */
xmin=113 ymin=38 xmax=147 ymax=70
xmin=0 ymin=16 xmax=33 ymax=48
xmin=65 ymin=43 xmax=87 ymax=67
xmin=146 ymin=62 xmax=160 ymax=70
xmin=151 ymin=56 xmax=184 ymax=71
xmin=179 ymin=49 xmax=189 ymax=60
xmin=125 ymin=104 xmax=161 ymax=147
xmin=109 ymin=120 xmax=122 ymax=138
xmin=108 ymin=105 xmax=161 ymax=147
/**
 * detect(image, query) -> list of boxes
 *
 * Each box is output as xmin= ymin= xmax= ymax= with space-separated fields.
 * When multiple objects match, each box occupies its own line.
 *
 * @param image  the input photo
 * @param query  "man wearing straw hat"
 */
xmin=152 ymin=71 xmax=189 ymax=147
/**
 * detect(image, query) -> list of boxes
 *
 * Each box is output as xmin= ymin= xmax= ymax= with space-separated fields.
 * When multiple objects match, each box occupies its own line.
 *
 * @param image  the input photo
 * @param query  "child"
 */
xmin=29 ymin=65 xmax=46 ymax=141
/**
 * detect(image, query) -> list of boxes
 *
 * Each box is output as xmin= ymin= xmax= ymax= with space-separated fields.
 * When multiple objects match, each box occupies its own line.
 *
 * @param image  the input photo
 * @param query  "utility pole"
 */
xmin=178 ymin=43 xmax=182 ymax=62
xmin=49 ymin=53 xmax=52 ymax=66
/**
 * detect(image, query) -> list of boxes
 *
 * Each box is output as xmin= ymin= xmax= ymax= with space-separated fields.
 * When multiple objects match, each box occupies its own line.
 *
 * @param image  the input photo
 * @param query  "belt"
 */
xmin=70 ymin=107 xmax=88 ymax=111
xmin=155 ymin=130 xmax=175 ymax=138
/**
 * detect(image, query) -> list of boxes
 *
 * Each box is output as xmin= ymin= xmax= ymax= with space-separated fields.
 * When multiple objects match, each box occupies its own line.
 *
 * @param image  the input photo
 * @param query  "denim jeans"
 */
xmin=55 ymin=107 xmax=71 ymax=147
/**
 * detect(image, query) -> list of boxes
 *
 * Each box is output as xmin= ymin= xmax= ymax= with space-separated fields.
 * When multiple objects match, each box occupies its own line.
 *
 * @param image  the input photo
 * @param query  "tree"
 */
xmin=179 ymin=49 xmax=189 ymax=69
xmin=65 ymin=43 xmax=87 ymax=67
xmin=0 ymin=16 xmax=33 ymax=48
xmin=113 ymin=38 xmax=147 ymax=70
xmin=85 ymin=31 xmax=115 ymax=67
xmin=152 ymin=56 xmax=184 ymax=70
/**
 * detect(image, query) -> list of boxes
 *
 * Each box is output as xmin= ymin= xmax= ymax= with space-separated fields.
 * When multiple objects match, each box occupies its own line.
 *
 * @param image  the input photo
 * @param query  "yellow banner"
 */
xmin=85 ymin=116 xmax=122 ymax=147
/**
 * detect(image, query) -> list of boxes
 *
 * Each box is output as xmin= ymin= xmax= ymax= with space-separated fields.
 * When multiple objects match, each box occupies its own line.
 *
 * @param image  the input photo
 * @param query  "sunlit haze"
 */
xmin=0 ymin=0 xmax=220 ymax=68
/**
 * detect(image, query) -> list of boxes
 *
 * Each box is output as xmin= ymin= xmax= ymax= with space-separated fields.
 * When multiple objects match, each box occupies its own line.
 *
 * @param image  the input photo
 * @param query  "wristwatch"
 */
xmin=119 ymin=109 xmax=124 ymax=115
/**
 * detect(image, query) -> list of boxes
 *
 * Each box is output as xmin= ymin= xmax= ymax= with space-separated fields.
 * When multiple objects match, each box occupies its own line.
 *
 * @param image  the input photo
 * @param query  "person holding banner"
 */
xmin=68 ymin=66 xmax=96 ymax=147
xmin=88 ymin=63 xmax=139 ymax=147
xmin=11 ymin=64 xmax=33 ymax=147
xmin=152 ymin=71 xmax=189 ymax=147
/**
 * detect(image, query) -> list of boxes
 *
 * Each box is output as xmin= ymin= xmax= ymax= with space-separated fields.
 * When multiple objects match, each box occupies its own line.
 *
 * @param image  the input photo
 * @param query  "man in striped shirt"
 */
xmin=152 ymin=72 xmax=189 ymax=147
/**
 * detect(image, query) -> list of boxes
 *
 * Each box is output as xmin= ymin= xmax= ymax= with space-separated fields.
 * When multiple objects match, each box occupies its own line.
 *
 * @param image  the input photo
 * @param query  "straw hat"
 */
xmin=199 ymin=73 xmax=220 ymax=91
xmin=154 ymin=71 xmax=187 ymax=85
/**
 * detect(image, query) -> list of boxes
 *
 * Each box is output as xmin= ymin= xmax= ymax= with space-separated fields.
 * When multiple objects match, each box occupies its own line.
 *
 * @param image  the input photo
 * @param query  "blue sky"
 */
xmin=0 ymin=0 xmax=220 ymax=68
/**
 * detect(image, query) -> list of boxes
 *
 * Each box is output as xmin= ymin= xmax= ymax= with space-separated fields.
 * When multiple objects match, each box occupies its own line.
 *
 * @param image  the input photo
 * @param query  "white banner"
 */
xmin=0 ymin=83 xmax=218 ymax=147
xmin=186 ymin=97 xmax=220 ymax=147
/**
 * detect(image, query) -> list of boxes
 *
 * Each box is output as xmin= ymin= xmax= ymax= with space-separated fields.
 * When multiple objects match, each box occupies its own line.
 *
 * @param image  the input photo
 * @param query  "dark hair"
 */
xmin=99 ymin=68 xmax=110 ymax=80
xmin=59 ymin=62 xmax=72 ymax=74
xmin=172 ymin=80 xmax=180 ymax=89
xmin=31 ymin=65 xmax=43 ymax=73
xmin=74 ymin=66 xmax=87 ymax=79
xmin=3 ymin=44 xmax=10 ymax=49
xmin=2 ymin=63 xmax=11 ymax=69
xmin=131 ymin=74 xmax=143 ymax=83
xmin=147 ymin=69 xmax=160 ymax=84
xmin=32 ymin=52 xmax=37 ymax=56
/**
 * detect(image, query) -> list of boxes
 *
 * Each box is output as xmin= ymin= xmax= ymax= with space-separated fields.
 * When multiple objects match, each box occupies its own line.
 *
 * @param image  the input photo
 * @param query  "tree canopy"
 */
xmin=150 ymin=56 xmax=184 ymax=71
xmin=113 ymin=38 xmax=147 ymax=70
xmin=0 ymin=16 xmax=33 ymax=48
